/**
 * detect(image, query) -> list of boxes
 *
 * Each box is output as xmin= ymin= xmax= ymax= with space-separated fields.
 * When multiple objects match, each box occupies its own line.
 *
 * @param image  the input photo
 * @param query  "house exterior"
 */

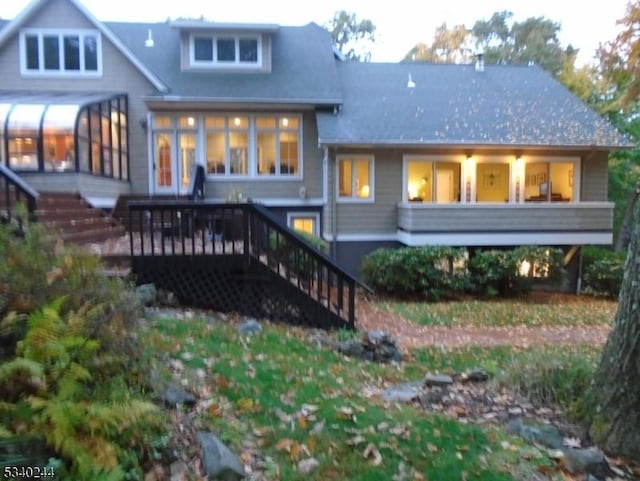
xmin=0 ymin=0 xmax=631 ymax=276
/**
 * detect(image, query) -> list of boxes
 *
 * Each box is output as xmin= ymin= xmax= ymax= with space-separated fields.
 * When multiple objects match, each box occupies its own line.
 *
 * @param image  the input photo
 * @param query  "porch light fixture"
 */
xmin=282 ymin=117 xmax=289 ymax=127
xmin=233 ymin=117 xmax=241 ymax=126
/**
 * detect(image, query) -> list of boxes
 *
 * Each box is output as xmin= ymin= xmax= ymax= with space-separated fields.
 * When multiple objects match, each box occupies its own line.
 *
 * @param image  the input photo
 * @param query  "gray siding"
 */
xmin=0 ymin=0 xmax=158 ymax=195
xmin=398 ymin=203 xmax=613 ymax=232
xmin=331 ymin=148 xmax=403 ymax=235
xmin=581 ymin=153 xmax=609 ymax=201
xmin=203 ymin=111 xmax=324 ymax=201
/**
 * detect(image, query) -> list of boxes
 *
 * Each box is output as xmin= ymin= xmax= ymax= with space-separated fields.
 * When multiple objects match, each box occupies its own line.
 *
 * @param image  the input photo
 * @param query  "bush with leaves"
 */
xmin=468 ymin=246 xmax=565 ymax=297
xmin=361 ymin=246 xmax=470 ymax=300
xmin=581 ymin=246 xmax=625 ymax=298
xmin=362 ymin=245 xmax=565 ymax=299
xmin=0 ymin=221 xmax=167 ymax=479
xmin=0 ymin=299 xmax=164 ymax=479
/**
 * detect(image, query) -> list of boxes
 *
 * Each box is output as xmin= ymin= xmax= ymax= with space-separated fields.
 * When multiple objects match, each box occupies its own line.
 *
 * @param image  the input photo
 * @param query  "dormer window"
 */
xmin=20 ymin=29 xmax=102 ymax=76
xmin=190 ymin=34 xmax=261 ymax=68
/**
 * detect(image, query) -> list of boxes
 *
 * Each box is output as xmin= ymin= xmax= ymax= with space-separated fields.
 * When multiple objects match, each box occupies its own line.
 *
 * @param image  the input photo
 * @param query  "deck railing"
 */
xmin=128 ymin=200 xmax=362 ymax=329
xmin=0 ymin=164 xmax=39 ymax=231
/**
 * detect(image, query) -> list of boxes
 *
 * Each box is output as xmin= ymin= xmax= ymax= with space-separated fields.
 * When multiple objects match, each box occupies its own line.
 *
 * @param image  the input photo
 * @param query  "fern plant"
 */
xmin=0 ymin=299 xmax=165 ymax=480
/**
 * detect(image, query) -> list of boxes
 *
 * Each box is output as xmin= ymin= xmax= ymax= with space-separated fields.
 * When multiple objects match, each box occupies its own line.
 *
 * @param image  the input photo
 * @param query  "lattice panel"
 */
xmin=132 ymin=256 xmax=353 ymax=330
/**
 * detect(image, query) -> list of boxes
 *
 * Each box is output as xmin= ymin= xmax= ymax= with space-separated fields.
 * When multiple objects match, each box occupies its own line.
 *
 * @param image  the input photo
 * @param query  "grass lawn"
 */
xmin=377 ymin=292 xmax=617 ymax=328
xmin=138 ymin=312 xmax=595 ymax=481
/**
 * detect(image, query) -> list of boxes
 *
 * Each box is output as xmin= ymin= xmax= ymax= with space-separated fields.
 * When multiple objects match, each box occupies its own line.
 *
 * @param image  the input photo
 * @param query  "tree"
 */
xmin=471 ymin=12 xmax=571 ymax=77
xmin=403 ymin=23 xmax=472 ymax=63
xmin=325 ymin=11 xmax=376 ymax=61
xmin=588 ymin=1 xmax=640 ymax=458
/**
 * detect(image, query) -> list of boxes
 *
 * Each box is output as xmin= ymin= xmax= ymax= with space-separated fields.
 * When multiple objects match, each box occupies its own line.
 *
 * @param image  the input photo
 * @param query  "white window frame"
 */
xmin=287 ymin=212 xmax=320 ymax=236
xmin=336 ymin=154 xmax=375 ymax=203
xmin=19 ymin=28 xmax=102 ymax=76
xmin=151 ymin=113 xmax=302 ymax=180
xmin=189 ymin=34 xmax=262 ymax=69
xmin=402 ymin=154 xmax=463 ymax=204
xmin=523 ymin=156 xmax=581 ymax=203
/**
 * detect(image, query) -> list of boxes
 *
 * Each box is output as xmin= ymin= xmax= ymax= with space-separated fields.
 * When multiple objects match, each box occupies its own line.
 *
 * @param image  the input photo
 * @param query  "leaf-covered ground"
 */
xmin=139 ymin=312 xmax=592 ymax=481
xmin=377 ymin=292 xmax=616 ymax=328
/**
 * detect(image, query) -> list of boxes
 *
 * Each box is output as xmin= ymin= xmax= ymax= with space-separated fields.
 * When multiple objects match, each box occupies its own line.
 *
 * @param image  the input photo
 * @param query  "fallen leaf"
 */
xmin=562 ymin=437 xmax=581 ymax=448
xmin=347 ymin=435 xmax=366 ymax=446
xmin=363 ymin=443 xmax=382 ymax=466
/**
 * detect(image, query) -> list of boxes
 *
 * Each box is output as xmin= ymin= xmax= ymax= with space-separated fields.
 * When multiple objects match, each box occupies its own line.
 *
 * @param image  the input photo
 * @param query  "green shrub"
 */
xmin=269 ymin=230 xmax=329 ymax=279
xmin=582 ymin=246 xmax=625 ymax=298
xmin=468 ymin=246 xmax=564 ymax=297
xmin=0 ymin=221 xmax=167 ymax=478
xmin=0 ymin=299 xmax=164 ymax=480
xmin=361 ymin=246 xmax=469 ymax=300
xmin=362 ymin=245 xmax=565 ymax=299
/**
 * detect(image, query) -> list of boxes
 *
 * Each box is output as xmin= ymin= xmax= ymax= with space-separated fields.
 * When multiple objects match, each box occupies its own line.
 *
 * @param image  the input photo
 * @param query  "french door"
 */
xmin=153 ymin=132 xmax=197 ymax=195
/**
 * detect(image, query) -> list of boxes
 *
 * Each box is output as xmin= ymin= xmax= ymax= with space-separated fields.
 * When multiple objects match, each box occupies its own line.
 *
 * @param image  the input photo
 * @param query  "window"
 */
xmin=190 ymin=34 xmax=261 ymax=68
xmin=525 ymin=161 xmax=574 ymax=202
xmin=405 ymin=157 xmax=461 ymax=203
xmin=204 ymin=116 xmax=249 ymax=175
xmin=287 ymin=212 xmax=320 ymax=236
xmin=476 ymin=162 xmax=510 ymax=202
xmin=338 ymin=156 xmax=374 ymax=201
xmin=256 ymin=116 xmax=299 ymax=175
xmin=198 ymin=114 xmax=301 ymax=177
xmin=21 ymin=29 xmax=101 ymax=75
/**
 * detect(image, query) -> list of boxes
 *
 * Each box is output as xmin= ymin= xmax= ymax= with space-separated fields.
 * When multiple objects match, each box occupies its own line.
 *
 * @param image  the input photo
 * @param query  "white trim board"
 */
xmin=397 ymin=231 xmax=613 ymax=246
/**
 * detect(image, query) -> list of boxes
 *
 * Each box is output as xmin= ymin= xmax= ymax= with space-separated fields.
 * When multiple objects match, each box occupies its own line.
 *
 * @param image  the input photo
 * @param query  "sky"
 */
xmin=0 ymin=0 xmax=630 ymax=66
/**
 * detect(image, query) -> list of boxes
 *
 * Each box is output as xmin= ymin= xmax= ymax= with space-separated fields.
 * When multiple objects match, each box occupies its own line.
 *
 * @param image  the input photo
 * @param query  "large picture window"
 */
xmin=21 ymin=29 xmax=101 ymax=75
xmin=200 ymin=114 xmax=301 ymax=177
xmin=337 ymin=155 xmax=374 ymax=201
xmin=525 ymin=161 xmax=574 ymax=202
xmin=256 ymin=116 xmax=299 ymax=175
xmin=476 ymin=162 xmax=510 ymax=202
xmin=405 ymin=158 xmax=461 ymax=203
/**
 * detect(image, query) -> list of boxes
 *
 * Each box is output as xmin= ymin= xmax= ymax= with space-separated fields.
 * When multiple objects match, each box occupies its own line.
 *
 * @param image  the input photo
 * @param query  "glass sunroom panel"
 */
xmin=7 ymin=104 xmax=45 ymax=170
xmin=42 ymin=104 xmax=79 ymax=171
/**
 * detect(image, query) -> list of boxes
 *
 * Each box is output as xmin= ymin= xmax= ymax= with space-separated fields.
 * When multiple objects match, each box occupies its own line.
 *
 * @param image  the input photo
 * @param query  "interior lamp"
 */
xmin=360 ymin=184 xmax=370 ymax=198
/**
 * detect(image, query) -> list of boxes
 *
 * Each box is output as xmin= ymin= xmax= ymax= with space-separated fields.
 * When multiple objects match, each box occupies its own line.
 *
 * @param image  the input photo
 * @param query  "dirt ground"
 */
xmin=354 ymin=294 xmax=611 ymax=350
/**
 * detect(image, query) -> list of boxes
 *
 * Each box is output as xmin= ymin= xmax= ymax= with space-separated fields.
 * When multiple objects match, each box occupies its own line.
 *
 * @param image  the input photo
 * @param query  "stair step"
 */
xmin=59 ymin=225 xmax=126 ymax=245
xmin=42 ymin=217 xmax=116 ymax=233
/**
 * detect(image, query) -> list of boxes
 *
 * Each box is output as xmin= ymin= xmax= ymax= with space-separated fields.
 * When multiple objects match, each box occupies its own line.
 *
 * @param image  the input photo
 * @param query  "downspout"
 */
xmin=330 ymin=148 xmax=338 ymax=260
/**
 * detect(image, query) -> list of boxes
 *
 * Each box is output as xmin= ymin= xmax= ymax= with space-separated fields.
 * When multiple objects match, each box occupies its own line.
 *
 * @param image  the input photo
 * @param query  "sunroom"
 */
xmin=0 ymin=92 xmax=128 ymax=180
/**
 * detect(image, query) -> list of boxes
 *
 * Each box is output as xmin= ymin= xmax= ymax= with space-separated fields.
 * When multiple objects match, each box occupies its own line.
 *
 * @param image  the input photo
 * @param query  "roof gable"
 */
xmin=107 ymin=21 xmax=343 ymax=105
xmin=0 ymin=0 xmax=168 ymax=92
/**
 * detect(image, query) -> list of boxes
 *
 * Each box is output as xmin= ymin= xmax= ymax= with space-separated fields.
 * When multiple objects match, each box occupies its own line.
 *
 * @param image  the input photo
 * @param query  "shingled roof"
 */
xmin=316 ymin=61 xmax=632 ymax=149
xmin=106 ymin=21 xmax=342 ymax=105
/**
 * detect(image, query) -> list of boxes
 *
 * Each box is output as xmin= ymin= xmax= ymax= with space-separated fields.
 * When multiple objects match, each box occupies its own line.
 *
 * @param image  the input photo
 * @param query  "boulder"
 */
xmin=135 ymin=283 xmax=157 ymax=306
xmin=156 ymin=384 xmax=196 ymax=408
xmin=467 ymin=368 xmax=489 ymax=382
xmin=381 ymin=382 xmax=423 ymax=402
xmin=564 ymin=448 xmax=609 ymax=478
xmin=424 ymin=374 xmax=454 ymax=387
xmin=237 ymin=319 xmax=262 ymax=336
xmin=197 ymin=431 xmax=245 ymax=480
xmin=506 ymin=418 xmax=564 ymax=449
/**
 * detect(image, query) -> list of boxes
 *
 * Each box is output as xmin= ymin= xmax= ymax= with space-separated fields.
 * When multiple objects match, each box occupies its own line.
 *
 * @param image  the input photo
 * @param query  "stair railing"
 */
xmin=128 ymin=199 xmax=366 ymax=328
xmin=0 ymin=164 xmax=39 ymax=232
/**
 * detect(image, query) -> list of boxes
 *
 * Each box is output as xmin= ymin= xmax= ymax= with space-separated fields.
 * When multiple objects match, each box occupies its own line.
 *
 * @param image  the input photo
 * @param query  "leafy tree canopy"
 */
xmin=325 ymin=10 xmax=376 ymax=61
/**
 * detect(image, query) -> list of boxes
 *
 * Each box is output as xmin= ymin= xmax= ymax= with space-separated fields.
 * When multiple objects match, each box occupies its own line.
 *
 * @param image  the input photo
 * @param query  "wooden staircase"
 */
xmin=37 ymin=192 xmax=125 ymax=244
